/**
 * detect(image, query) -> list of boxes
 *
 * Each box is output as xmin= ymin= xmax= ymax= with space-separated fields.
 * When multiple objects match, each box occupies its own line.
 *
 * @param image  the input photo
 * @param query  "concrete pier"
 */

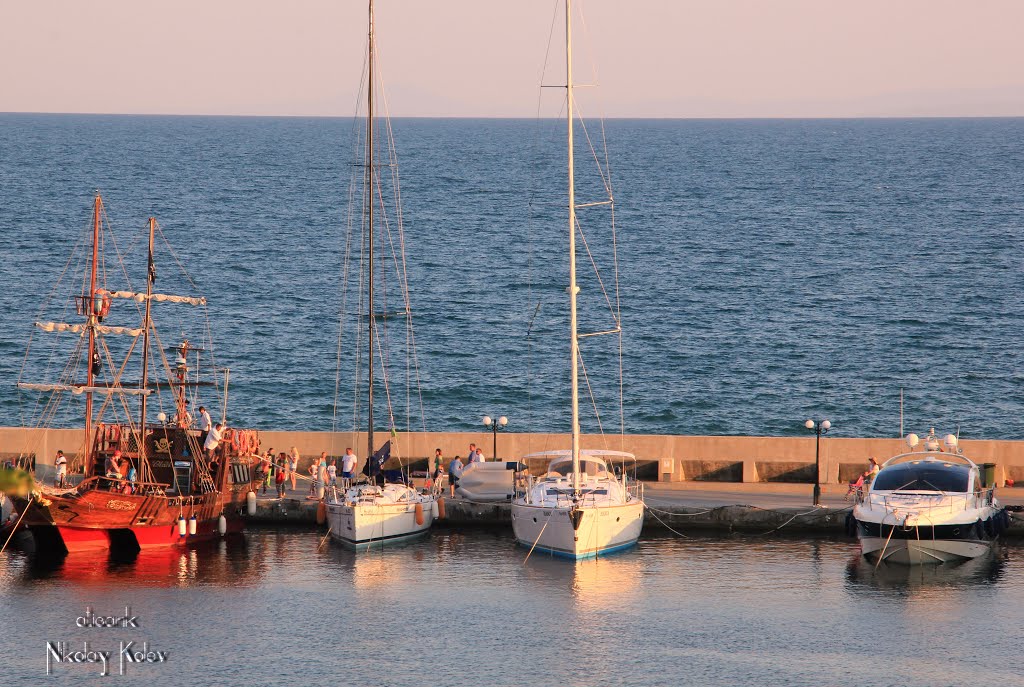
xmin=243 ymin=480 xmax=1024 ymax=537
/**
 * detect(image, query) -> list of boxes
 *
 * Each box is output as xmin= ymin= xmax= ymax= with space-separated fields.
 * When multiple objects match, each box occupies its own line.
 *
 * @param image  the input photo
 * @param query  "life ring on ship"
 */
xmin=94 ymin=289 xmax=112 ymax=318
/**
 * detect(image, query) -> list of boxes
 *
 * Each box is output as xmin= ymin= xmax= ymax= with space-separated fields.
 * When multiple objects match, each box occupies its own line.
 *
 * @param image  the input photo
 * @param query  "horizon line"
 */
xmin=3 ymin=110 xmax=1024 ymax=121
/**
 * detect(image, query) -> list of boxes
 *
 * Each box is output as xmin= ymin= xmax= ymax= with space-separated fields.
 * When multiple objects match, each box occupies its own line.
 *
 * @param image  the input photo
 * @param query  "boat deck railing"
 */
xmin=76 ymin=475 xmax=172 ymax=497
xmin=860 ymin=487 xmax=997 ymax=512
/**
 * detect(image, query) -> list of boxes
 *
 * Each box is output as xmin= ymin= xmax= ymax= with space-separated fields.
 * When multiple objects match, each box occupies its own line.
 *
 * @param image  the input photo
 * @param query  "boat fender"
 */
xmin=246 ymin=490 xmax=257 ymax=516
xmin=218 ymin=514 xmax=228 ymax=535
xmin=437 ymin=497 xmax=446 ymax=520
xmin=188 ymin=514 xmax=198 ymax=536
xmin=984 ymin=517 xmax=994 ymax=538
xmin=844 ymin=512 xmax=856 ymax=538
xmin=431 ymin=500 xmax=439 ymax=519
xmin=316 ymin=501 xmax=326 ymax=525
xmin=178 ymin=516 xmax=187 ymax=537
xmin=415 ymin=502 xmax=424 ymax=526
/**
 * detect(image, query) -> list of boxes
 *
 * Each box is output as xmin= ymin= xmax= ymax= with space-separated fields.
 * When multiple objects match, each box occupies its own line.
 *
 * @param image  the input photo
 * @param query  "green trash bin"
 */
xmin=981 ymin=463 xmax=996 ymax=487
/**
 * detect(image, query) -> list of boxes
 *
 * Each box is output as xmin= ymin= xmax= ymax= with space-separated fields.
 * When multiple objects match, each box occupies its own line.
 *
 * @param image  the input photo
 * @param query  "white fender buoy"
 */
xmin=316 ymin=484 xmax=325 ymax=500
xmin=188 ymin=514 xmax=197 ymax=536
xmin=178 ymin=516 xmax=187 ymax=538
xmin=218 ymin=514 xmax=228 ymax=536
xmin=247 ymin=490 xmax=257 ymax=516
xmin=414 ymin=502 xmax=424 ymax=526
xmin=431 ymin=500 xmax=439 ymax=519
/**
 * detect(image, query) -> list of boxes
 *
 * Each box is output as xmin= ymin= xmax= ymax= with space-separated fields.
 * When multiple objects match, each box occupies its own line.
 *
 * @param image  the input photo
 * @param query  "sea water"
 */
xmin=1 ymin=115 xmax=1022 ymax=438
xmin=2 ymin=529 xmax=1022 ymax=687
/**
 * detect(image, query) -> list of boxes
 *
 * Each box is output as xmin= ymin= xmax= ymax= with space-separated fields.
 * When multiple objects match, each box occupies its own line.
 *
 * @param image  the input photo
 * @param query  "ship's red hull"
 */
xmin=16 ymin=487 xmax=249 ymax=554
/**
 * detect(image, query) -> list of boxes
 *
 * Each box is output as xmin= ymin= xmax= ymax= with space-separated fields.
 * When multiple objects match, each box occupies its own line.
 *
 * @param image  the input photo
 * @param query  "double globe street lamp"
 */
xmin=804 ymin=418 xmax=831 ymax=506
xmin=482 ymin=415 xmax=509 ymax=461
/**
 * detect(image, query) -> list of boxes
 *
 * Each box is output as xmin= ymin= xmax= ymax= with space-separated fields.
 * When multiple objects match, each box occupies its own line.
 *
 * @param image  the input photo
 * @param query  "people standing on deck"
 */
xmin=125 ymin=464 xmax=137 ymax=494
xmin=289 ymin=447 xmax=300 ymax=491
xmin=54 ymin=450 xmax=67 ymax=488
xmin=341 ymin=448 xmax=357 ymax=489
xmin=197 ymin=406 xmax=212 ymax=446
xmin=204 ymin=422 xmax=224 ymax=462
xmin=448 ymin=455 xmax=464 ymax=497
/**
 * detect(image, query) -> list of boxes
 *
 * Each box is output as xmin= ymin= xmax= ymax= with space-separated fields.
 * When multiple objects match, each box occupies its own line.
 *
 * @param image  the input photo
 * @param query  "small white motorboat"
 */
xmin=851 ymin=429 xmax=1011 ymax=564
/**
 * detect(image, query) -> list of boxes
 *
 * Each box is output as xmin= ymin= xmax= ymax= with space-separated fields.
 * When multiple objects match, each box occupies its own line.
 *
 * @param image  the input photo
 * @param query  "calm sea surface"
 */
xmin=2 ymin=529 xmax=1022 ymax=687
xmin=1 ymin=115 xmax=1022 ymax=438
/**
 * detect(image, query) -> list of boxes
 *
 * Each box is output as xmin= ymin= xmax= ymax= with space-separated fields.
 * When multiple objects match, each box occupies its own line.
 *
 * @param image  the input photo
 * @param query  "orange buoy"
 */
xmin=414 ymin=502 xmax=424 ymax=526
xmin=316 ymin=500 xmax=326 ymax=525
xmin=437 ymin=497 xmax=446 ymax=520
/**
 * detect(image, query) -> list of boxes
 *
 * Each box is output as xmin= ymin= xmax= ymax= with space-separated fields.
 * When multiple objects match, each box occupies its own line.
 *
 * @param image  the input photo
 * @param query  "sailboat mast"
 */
xmin=139 ymin=218 xmax=156 ymax=483
xmin=566 ymin=0 xmax=581 ymax=495
xmin=84 ymin=193 xmax=101 ymax=465
xmin=366 ymin=0 xmax=376 ymax=467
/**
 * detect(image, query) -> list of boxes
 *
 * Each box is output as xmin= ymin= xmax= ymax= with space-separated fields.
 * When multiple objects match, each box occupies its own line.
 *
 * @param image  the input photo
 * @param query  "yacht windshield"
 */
xmin=872 ymin=461 xmax=970 ymax=493
xmin=546 ymin=459 xmax=610 ymax=477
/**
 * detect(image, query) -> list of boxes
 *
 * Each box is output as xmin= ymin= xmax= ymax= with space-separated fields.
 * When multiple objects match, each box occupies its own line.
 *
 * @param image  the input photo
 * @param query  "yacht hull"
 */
xmin=511 ymin=501 xmax=644 ymax=560
xmin=326 ymin=500 xmax=434 ymax=550
xmin=859 ymin=534 xmax=993 ymax=564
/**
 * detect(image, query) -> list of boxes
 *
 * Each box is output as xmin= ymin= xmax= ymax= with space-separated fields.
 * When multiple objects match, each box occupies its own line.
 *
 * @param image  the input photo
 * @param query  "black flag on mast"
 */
xmin=362 ymin=440 xmax=390 ymax=483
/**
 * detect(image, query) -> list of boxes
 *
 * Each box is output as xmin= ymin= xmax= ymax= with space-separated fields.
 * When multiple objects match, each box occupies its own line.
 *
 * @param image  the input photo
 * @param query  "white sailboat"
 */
xmin=325 ymin=0 xmax=436 ymax=550
xmin=511 ymin=0 xmax=645 ymax=559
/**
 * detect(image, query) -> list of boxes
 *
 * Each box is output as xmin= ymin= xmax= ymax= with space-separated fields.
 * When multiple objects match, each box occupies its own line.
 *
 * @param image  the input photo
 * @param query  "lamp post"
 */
xmin=482 ymin=415 xmax=508 ymax=461
xmin=804 ymin=418 xmax=831 ymax=506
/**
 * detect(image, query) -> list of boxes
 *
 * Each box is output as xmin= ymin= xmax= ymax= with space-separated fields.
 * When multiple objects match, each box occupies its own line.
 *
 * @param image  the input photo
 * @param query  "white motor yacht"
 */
xmin=851 ymin=429 xmax=1010 ymax=564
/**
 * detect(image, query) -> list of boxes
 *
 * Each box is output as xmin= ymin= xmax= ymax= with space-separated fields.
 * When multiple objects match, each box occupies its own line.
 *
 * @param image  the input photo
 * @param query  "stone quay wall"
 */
xmin=3 ymin=426 xmax=1023 ymax=487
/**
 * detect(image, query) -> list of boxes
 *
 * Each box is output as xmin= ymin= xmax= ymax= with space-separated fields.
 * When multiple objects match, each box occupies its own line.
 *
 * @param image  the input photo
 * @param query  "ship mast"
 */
xmin=84 ymin=193 xmax=102 ymax=466
xmin=366 ymin=0 xmax=376 ymax=470
xmin=566 ymin=0 xmax=581 ymax=498
xmin=138 ymin=217 xmax=156 ymax=483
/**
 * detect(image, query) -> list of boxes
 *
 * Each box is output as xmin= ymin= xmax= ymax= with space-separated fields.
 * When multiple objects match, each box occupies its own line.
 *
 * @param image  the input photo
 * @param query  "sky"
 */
xmin=1 ymin=0 xmax=1023 ymax=118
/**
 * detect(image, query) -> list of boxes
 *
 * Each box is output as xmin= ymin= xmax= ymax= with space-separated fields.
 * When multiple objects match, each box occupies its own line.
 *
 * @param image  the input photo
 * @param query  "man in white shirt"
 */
xmin=204 ymin=422 xmax=224 ymax=461
xmin=197 ymin=406 xmax=212 ymax=445
xmin=341 ymin=448 xmax=358 ymax=488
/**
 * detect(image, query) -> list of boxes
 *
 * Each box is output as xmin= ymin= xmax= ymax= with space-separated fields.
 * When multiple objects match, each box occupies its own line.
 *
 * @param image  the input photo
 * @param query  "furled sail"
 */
xmin=34 ymin=322 xmax=144 ymax=336
xmin=108 ymin=291 xmax=206 ymax=306
xmin=17 ymin=383 xmax=152 ymax=396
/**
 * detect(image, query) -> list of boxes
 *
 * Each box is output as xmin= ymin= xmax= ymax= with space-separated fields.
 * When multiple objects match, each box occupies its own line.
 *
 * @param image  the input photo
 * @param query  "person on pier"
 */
xmin=54 ymin=450 xmax=67 ymax=488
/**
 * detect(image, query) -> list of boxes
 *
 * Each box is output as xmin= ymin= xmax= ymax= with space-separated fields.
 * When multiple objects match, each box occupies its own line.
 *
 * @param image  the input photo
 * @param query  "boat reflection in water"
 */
xmin=19 ymin=534 xmax=260 ymax=588
xmin=844 ymin=548 xmax=1006 ymax=599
